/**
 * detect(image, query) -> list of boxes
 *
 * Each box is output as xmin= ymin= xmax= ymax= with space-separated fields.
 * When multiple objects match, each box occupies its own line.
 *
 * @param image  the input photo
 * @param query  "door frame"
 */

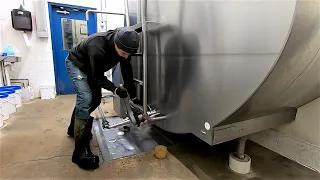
xmin=48 ymin=2 xmax=97 ymax=95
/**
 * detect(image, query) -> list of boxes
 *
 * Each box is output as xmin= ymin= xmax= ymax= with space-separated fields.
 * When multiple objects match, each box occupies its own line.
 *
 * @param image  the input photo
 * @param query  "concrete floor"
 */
xmin=154 ymin=129 xmax=320 ymax=180
xmin=1 ymin=95 xmax=319 ymax=180
xmin=0 ymin=95 xmax=198 ymax=179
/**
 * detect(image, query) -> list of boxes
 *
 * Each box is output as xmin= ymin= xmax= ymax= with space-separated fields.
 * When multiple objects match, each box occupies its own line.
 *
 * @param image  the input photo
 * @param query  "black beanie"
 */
xmin=114 ymin=27 xmax=139 ymax=54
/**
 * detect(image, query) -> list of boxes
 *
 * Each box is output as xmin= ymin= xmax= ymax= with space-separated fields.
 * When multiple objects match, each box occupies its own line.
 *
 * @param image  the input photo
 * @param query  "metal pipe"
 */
xmin=137 ymin=0 xmax=141 ymax=23
xmin=99 ymin=94 xmax=115 ymax=128
xmin=142 ymin=0 xmax=166 ymax=122
xmin=155 ymin=32 xmax=160 ymax=106
xmin=107 ymin=119 xmax=131 ymax=128
xmin=4 ymin=64 xmax=11 ymax=86
xmin=136 ymin=0 xmax=142 ymax=100
xmin=98 ymin=106 xmax=107 ymax=123
xmin=0 ymin=62 xmax=5 ymax=86
xmin=85 ymin=10 xmax=125 ymax=21
xmin=124 ymin=0 xmax=130 ymax=26
xmin=100 ymin=0 xmax=103 ymax=22
xmin=148 ymin=115 xmax=167 ymax=121
xmin=101 ymin=94 xmax=115 ymax=99
xmin=142 ymin=0 xmax=148 ymax=118
xmin=236 ymin=136 xmax=248 ymax=159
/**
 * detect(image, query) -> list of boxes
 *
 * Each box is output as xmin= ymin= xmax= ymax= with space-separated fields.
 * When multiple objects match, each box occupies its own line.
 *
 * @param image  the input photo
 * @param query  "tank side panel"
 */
xmin=138 ymin=0 xmax=297 ymax=144
xmin=221 ymin=0 xmax=320 ymax=126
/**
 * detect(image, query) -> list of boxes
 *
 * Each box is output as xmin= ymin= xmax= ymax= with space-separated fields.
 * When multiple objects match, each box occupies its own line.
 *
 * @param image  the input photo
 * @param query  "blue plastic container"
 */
xmin=0 ymin=86 xmax=22 ymax=108
xmin=3 ymin=46 xmax=15 ymax=56
xmin=0 ymin=86 xmax=22 ymax=90
xmin=0 ymin=92 xmax=8 ymax=97
xmin=0 ymin=89 xmax=15 ymax=94
xmin=0 ymin=93 xmax=9 ymax=98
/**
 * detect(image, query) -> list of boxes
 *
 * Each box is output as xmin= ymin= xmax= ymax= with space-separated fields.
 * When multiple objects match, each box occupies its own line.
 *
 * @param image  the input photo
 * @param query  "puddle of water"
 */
xmin=118 ymin=131 xmax=125 ymax=136
xmin=108 ymin=139 xmax=117 ymax=143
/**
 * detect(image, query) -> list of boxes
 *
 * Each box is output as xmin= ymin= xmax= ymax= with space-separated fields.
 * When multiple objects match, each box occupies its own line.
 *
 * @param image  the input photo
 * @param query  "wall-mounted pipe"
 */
xmin=4 ymin=64 xmax=11 ymax=86
xmin=99 ymin=0 xmax=103 ymax=23
xmin=142 ymin=0 xmax=166 ymax=122
xmin=86 ymin=0 xmax=130 ymax=27
xmin=124 ymin=0 xmax=130 ymax=26
xmin=85 ymin=10 xmax=125 ymax=21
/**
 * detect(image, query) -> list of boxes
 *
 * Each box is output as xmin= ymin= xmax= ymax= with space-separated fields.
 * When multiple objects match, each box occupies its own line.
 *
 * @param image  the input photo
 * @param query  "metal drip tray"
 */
xmin=93 ymin=118 xmax=159 ymax=162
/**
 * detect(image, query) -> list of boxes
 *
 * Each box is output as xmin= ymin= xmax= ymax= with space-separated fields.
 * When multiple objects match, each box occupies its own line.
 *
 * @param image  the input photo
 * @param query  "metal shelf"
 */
xmin=0 ymin=56 xmax=22 ymax=63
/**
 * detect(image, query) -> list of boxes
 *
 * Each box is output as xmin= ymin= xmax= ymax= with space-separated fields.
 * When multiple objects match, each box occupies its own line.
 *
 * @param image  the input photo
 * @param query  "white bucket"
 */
xmin=21 ymin=86 xmax=34 ymax=103
xmin=7 ymin=94 xmax=17 ymax=114
xmin=0 ymin=95 xmax=10 ymax=120
xmin=0 ymin=90 xmax=16 ymax=114
xmin=40 ymin=85 xmax=56 ymax=100
xmin=14 ymin=89 xmax=22 ymax=108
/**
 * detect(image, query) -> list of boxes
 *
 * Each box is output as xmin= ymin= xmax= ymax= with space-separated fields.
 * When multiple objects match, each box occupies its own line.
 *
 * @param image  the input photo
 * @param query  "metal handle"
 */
xmin=133 ymin=78 xmax=143 ymax=86
xmin=141 ymin=0 xmax=166 ymax=122
xmin=56 ymin=10 xmax=70 ymax=15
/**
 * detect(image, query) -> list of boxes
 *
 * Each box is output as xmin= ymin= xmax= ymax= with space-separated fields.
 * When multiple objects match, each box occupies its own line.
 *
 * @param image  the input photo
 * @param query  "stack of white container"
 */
xmin=0 ymin=86 xmax=24 ymax=128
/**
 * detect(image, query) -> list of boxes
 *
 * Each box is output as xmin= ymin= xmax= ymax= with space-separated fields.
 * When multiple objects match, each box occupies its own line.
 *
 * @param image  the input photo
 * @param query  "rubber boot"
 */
xmin=67 ymin=108 xmax=93 ymax=140
xmin=67 ymin=108 xmax=76 ymax=137
xmin=84 ymin=117 xmax=99 ymax=161
xmin=72 ymin=118 xmax=99 ymax=170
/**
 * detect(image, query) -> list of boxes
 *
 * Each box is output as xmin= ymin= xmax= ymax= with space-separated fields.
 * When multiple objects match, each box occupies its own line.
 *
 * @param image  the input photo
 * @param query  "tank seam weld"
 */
xmin=281 ymin=48 xmax=320 ymax=94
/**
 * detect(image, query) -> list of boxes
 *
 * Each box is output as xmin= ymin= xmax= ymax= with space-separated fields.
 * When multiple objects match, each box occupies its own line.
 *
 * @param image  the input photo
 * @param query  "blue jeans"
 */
xmin=65 ymin=58 xmax=102 ymax=120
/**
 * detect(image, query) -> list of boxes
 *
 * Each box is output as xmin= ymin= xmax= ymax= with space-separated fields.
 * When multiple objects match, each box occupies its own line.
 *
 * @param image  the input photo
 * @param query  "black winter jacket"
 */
xmin=67 ymin=29 xmax=136 ymax=98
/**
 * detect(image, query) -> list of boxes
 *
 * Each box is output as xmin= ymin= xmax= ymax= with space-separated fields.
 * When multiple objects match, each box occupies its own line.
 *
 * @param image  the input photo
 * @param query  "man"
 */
xmin=65 ymin=27 xmax=141 ymax=170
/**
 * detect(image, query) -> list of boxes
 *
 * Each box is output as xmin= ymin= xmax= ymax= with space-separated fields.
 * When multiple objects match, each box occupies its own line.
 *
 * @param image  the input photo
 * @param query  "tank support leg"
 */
xmin=236 ymin=136 xmax=248 ymax=159
xmin=229 ymin=136 xmax=251 ymax=174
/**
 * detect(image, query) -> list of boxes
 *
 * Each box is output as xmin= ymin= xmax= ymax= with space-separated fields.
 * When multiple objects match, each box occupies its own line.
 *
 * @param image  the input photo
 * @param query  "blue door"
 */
xmin=48 ymin=3 xmax=97 ymax=95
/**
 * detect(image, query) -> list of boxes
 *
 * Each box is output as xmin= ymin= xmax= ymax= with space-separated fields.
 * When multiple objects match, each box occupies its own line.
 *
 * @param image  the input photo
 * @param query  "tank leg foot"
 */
xmin=229 ymin=136 xmax=251 ymax=174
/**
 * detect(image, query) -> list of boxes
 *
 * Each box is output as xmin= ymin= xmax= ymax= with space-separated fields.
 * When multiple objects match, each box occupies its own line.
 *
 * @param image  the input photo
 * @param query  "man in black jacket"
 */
xmin=65 ymin=27 xmax=141 ymax=169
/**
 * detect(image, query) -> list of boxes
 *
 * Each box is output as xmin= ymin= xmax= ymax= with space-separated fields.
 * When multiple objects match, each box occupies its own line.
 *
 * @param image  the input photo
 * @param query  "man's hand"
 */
xmin=132 ymin=97 xmax=142 ymax=106
xmin=140 ymin=120 xmax=150 ymax=126
xmin=114 ymin=87 xmax=128 ymax=98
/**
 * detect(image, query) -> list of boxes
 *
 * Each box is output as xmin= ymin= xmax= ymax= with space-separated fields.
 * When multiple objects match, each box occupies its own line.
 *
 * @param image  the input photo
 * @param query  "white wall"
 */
xmin=250 ymin=97 xmax=320 ymax=172
xmin=0 ymin=0 xmax=54 ymax=97
xmin=0 ymin=0 xmax=124 ymax=97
